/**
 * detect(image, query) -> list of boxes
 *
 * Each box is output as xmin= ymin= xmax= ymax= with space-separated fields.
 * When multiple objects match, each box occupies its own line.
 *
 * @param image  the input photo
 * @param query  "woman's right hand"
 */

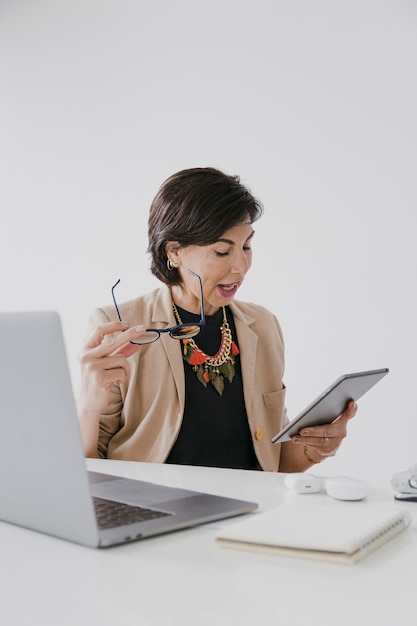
xmin=77 ymin=321 xmax=145 ymax=456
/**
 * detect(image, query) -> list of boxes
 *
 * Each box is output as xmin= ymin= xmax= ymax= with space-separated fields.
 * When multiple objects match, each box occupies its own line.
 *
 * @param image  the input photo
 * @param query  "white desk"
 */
xmin=0 ymin=459 xmax=415 ymax=626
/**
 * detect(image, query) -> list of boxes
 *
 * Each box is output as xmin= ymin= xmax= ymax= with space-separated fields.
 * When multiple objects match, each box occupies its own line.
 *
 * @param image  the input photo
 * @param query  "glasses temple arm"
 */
xmin=187 ymin=269 xmax=205 ymax=325
xmin=111 ymin=279 xmax=123 ymax=322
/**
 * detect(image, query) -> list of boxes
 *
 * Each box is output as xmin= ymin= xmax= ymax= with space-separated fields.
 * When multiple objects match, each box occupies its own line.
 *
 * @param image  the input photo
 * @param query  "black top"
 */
xmin=166 ymin=305 xmax=258 ymax=470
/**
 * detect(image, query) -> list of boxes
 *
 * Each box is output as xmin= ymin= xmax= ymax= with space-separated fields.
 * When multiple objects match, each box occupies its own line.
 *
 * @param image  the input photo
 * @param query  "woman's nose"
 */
xmin=231 ymin=251 xmax=251 ymax=274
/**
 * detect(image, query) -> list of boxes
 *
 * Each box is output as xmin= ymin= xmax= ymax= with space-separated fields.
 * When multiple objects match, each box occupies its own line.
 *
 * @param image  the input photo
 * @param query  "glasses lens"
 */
xmin=131 ymin=330 xmax=160 ymax=345
xmin=170 ymin=325 xmax=201 ymax=340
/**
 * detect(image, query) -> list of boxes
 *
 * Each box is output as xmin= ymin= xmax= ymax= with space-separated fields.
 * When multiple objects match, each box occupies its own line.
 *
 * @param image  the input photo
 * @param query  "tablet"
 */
xmin=271 ymin=368 xmax=389 ymax=444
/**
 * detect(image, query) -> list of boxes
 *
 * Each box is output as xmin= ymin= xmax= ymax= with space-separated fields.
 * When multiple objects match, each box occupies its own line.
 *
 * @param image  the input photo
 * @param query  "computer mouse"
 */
xmin=324 ymin=476 xmax=369 ymax=501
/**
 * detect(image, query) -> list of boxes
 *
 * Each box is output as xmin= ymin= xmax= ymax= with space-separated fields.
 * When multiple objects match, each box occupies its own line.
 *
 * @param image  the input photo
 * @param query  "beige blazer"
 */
xmin=87 ymin=285 xmax=288 ymax=472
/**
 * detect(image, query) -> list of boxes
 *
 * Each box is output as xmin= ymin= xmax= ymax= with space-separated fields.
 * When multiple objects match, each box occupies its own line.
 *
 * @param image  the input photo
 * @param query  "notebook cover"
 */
xmin=216 ymin=503 xmax=411 ymax=564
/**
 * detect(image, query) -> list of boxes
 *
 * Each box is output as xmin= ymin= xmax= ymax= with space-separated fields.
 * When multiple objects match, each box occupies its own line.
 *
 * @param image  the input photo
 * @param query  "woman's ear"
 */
xmin=165 ymin=241 xmax=181 ymax=268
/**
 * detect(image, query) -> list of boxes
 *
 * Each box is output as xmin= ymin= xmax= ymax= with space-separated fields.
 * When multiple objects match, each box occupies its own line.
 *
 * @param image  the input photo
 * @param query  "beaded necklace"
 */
xmin=172 ymin=303 xmax=239 ymax=397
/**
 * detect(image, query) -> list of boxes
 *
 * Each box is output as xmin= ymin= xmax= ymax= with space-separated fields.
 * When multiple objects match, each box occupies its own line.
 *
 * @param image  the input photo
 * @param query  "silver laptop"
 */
xmin=0 ymin=310 xmax=257 ymax=548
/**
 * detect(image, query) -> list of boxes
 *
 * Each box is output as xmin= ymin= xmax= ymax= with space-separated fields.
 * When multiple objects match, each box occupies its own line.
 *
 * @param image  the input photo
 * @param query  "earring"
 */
xmin=167 ymin=258 xmax=178 ymax=271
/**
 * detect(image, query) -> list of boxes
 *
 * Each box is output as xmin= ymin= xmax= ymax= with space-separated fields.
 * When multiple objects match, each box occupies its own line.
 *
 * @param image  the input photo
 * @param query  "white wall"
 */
xmin=1 ymin=0 xmax=416 ymax=481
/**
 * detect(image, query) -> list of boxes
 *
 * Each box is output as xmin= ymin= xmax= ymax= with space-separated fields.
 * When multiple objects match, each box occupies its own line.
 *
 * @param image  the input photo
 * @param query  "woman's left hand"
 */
xmin=291 ymin=400 xmax=358 ymax=462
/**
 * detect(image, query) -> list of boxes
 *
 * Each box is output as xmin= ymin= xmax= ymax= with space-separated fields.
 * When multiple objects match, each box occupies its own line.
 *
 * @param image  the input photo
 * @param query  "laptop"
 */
xmin=0 ymin=310 xmax=257 ymax=548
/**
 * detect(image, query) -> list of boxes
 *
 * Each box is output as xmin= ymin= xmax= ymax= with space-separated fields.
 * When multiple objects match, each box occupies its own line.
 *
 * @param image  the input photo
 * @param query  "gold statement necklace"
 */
xmin=172 ymin=303 xmax=239 ymax=397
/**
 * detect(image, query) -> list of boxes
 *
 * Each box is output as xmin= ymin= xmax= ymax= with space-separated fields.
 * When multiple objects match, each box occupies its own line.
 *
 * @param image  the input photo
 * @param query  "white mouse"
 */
xmin=324 ymin=476 xmax=369 ymax=501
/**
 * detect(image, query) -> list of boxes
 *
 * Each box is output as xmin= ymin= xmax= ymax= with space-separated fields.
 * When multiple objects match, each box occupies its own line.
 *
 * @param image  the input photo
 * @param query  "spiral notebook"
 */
xmin=216 ymin=503 xmax=412 ymax=564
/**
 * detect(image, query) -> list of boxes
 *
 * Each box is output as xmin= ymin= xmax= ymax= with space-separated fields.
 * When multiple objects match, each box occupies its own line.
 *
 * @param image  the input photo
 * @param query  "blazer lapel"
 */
xmin=230 ymin=302 xmax=258 ymax=415
xmin=151 ymin=286 xmax=185 ymax=413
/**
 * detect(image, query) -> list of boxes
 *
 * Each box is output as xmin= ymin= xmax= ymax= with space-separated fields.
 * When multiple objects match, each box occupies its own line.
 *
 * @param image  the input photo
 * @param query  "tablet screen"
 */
xmin=271 ymin=368 xmax=389 ymax=444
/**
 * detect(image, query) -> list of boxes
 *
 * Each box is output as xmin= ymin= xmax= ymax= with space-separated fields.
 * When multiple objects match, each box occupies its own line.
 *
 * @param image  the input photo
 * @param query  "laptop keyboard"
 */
xmin=93 ymin=496 xmax=172 ymax=530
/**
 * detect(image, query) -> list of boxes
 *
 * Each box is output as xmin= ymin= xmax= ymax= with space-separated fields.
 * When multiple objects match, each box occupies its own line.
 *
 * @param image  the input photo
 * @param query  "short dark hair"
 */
xmin=148 ymin=167 xmax=263 ymax=286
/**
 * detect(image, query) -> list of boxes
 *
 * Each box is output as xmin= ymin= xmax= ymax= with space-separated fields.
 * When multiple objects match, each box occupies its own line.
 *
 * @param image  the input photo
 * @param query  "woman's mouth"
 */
xmin=218 ymin=282 xmax=240 ymax=298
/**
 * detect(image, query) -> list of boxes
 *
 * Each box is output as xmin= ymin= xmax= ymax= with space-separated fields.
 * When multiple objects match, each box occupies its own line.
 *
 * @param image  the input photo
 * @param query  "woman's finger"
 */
xmin=82 ymin=323 xmax=146 ymax=358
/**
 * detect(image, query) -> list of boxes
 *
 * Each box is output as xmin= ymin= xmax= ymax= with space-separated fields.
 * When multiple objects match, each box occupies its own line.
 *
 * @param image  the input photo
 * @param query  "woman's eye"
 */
xmin=215 ymin=250 xmax=230 ymax=257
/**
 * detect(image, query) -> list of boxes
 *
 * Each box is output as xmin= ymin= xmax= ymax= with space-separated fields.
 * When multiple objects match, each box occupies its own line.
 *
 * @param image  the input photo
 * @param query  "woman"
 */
xmin=77 ymin=167 xmax=356 ymax=472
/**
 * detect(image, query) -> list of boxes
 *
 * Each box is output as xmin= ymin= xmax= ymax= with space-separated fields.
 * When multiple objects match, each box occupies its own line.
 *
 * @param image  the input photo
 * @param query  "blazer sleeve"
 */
xmin=85 ymin=307 xmax=125 ymax=458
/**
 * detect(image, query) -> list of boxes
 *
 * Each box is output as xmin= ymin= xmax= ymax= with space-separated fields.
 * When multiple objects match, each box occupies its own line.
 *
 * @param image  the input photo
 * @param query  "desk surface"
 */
xmin=1 ymin=459 xmax=415 ymax=626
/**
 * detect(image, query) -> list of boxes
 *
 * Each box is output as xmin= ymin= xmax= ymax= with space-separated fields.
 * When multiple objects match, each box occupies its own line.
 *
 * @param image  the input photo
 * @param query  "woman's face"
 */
xmin=169 ymin=221 xmax=254 ymax=315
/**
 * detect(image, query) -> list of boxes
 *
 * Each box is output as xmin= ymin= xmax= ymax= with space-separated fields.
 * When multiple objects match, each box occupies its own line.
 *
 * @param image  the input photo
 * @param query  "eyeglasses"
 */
xmin=111 ymin=269 xmax=206 ymax=345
